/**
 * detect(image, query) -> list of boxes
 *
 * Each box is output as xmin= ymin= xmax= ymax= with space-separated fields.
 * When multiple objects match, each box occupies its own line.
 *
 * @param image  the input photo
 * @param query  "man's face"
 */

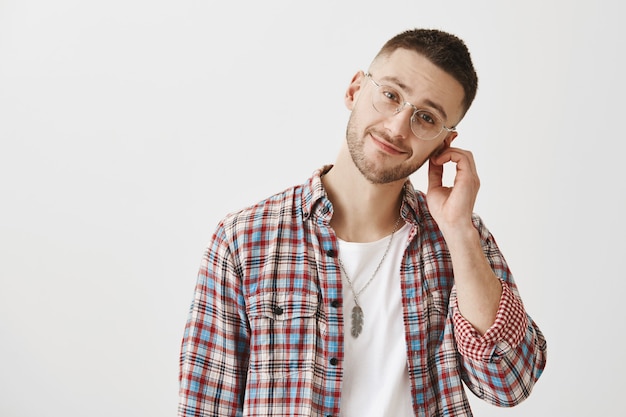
xmin=344 ymin=48 xmax=466 ymax=184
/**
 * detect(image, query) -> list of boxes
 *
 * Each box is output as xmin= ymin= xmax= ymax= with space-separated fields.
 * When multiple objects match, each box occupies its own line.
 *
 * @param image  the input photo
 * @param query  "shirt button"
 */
xmin=273 ymin=306 xmax=283 ymax=315
xmin=330 ymin=357 xmax=338 ymax=366
xmin=321 ymin=206 xmax=329 ymax=214
xmin=331 ymin=300 xmax=340 ymax=308
xmin=326 ymin=249 xmax=336 ymax=257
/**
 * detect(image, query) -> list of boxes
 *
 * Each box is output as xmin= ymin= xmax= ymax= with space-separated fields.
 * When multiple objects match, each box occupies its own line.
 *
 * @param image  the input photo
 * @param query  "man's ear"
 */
xmin=444 ymin=131 xmax=457 ymax=148
xmin=434 ymin=132 xmax=457 ymax=156
xmin=344 ymin=71 xmax=366 ymax=111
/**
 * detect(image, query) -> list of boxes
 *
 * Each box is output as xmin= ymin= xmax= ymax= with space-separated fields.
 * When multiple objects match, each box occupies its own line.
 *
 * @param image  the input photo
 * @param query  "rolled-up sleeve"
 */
xmin=453 ymin=280 xmax=528 ymax=362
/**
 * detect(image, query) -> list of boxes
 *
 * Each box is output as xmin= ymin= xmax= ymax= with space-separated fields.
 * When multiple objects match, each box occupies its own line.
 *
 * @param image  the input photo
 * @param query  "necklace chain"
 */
xmin=338 ymin=216 xmax=403 ymax=338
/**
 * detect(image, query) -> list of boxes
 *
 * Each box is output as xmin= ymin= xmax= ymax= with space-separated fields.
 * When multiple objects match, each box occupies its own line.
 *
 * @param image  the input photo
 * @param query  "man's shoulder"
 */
xmin=220 ymin=167 xmax=328 ymax=229
xmin=218 ymin=182 xmax=309 ymax=234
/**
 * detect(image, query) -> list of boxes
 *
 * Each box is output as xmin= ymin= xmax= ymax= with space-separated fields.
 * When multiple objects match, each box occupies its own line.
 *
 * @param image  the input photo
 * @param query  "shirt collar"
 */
xmin=302 ymin=165 xmax=426 ymax=226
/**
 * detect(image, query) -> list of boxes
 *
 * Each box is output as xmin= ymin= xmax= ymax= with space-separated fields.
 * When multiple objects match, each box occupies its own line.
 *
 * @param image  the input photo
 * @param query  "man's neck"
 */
xmin=322 ymin=151 xmax=405 ymax=243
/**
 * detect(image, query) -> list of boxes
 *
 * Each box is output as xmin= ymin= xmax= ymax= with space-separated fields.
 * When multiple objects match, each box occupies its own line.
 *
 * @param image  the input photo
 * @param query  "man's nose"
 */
xmin=394 ymin=101 xmax=417 ymax=116
xmin=386 ymin=103 xmax=415 ymax=137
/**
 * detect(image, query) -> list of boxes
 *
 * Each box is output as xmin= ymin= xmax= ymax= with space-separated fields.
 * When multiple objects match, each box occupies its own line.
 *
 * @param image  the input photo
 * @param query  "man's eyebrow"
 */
xmin=378 ymin=75 xmax=450 ymax=123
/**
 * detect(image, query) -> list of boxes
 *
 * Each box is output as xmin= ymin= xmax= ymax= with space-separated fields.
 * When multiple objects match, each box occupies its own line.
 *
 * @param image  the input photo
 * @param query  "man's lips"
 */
xmin=369 ymin=132 xmax=407 ymax=155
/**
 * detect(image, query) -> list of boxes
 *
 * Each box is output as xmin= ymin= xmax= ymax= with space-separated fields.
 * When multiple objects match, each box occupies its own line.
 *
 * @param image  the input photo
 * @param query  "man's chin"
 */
xmin=360 ymin=158 xmax=429 ymax=184
xmin=358 ymin=165 xmax=410 ymax=185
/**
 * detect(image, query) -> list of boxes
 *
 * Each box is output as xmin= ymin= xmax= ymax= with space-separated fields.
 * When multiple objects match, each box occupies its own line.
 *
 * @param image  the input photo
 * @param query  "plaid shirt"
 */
xmin=178 ymin=166 xmax=547 ymax=417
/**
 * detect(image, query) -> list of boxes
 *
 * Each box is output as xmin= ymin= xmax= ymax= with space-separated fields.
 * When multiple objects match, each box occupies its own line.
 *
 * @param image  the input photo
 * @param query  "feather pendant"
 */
xmin=351 ymin=305 xmax=364 ymax=338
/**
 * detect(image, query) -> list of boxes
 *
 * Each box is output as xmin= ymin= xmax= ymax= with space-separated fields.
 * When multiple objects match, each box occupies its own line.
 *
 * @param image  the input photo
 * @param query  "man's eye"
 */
xmin=418 ymin=112 xmax=436 ymax=125
xmin=382 ymin=90 xmax=400 ymax=102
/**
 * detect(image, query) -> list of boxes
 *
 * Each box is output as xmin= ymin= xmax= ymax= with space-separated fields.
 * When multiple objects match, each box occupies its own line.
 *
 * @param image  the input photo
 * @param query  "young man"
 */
xmin=178 ymin=28 xmax=547 ymax=416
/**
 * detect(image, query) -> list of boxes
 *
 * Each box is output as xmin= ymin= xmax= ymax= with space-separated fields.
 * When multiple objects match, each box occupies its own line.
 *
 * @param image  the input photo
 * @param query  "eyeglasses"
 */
xmin=365 ymin=73 xmax=456 ymax=141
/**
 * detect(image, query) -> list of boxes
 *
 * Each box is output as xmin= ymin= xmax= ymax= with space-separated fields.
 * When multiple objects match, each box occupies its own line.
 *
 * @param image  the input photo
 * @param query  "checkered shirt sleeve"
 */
xmin=451 ymin=215 xmax=548 ymax=407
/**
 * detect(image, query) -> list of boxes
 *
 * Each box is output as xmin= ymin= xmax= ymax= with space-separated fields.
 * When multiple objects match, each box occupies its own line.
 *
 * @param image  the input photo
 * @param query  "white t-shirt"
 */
xmin=337 ymin=222 xmax=414 ymax=417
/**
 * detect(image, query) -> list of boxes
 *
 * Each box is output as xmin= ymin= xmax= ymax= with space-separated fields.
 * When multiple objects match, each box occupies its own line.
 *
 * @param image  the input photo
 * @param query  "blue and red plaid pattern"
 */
xmin=178 ymin=166 xmax=547 ymax=416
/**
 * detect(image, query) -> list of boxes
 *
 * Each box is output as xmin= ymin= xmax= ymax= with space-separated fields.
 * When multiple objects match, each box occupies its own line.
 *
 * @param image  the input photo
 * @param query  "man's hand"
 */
xmin=427 ymin=147 xmax=480 ymax=234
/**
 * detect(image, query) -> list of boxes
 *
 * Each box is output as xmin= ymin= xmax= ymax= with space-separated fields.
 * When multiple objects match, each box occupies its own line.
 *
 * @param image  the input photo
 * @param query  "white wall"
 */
xmin=1 ymin=1 xmax=624 ymax=415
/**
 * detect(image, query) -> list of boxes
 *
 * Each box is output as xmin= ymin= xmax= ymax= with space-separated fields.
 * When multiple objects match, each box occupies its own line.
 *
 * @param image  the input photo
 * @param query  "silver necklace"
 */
xmin=338 ymin=217 xmax=402 ymax=338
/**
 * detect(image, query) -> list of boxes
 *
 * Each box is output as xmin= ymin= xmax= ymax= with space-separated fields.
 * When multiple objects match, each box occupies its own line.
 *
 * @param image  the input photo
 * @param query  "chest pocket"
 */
xmin=246 ymin=291 xmax=319 ymax=379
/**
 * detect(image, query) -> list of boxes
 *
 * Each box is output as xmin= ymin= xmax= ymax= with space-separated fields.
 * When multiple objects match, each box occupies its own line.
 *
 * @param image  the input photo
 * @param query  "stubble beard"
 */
xmin=345 ymin=113 xmax=430 ymax=184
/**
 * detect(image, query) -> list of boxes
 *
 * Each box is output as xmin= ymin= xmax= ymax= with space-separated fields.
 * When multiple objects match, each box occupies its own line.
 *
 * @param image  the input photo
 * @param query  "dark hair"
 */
xmin=375 ymin=28 xmax=478 ymax=115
